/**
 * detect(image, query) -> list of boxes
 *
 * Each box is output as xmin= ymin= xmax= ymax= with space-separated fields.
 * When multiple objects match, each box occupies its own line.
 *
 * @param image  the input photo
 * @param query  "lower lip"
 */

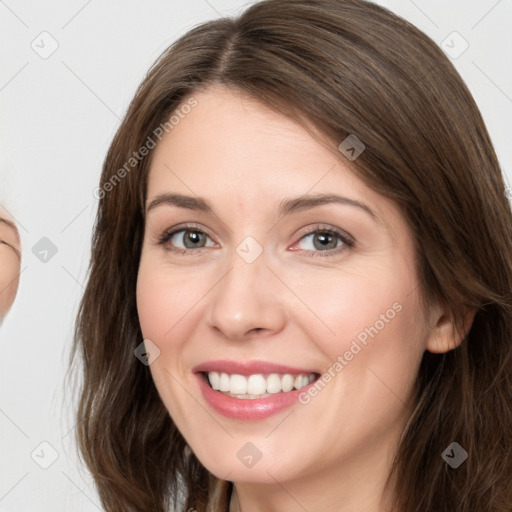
xmin=195 ymin=372 xmax=318 ymax=420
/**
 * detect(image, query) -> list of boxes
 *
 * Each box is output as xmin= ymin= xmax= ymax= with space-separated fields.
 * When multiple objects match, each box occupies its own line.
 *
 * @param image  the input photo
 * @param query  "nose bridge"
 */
xmin=206 ymin=247 xmax=287 ymax=339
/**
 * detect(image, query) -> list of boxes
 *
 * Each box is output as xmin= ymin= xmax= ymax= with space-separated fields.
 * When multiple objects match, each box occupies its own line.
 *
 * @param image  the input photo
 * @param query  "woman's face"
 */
xmin=137 ymin=86 xmax=437 ymax=487
xmin=0 ymin=213 xmax=21 ymax=322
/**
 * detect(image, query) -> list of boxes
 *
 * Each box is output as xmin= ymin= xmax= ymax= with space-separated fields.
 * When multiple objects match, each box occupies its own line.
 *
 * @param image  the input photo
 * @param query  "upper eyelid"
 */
xmin=164 ymin=223 xmax=217 ymax=240
xmin=157 ymin=223 xmax=219 ymax=249
xmin=0 ymin=239 xmax=22 ymax=258
xmin=161 ymin=223 xmax=349 ymax=237
xmin=292 ymin=223 xmax=355 ymax=245
xmin=159 ymin=223 xmax=354 ymax=249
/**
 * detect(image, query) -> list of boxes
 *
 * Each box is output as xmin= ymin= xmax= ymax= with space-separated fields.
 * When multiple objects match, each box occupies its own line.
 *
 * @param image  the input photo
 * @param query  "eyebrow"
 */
xmin=278 ymin=193 xmax=377 ymax=220
xmin=146 ymin=192 xmax=377 ymax=220
xmin=147 ymin=193 xmax=214 ymax=214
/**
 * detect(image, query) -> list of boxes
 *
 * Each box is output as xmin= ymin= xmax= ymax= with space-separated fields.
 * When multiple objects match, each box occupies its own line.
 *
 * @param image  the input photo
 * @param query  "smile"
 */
xmin=192 ymin=360 xmax=321 ymax=420
xmin=206 ymin=371 xmax=317 ymax=399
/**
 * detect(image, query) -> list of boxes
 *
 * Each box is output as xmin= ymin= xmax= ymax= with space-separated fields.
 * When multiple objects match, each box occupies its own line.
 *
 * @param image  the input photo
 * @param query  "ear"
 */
xmin=425 ymin=304 xmax=476 ymax=354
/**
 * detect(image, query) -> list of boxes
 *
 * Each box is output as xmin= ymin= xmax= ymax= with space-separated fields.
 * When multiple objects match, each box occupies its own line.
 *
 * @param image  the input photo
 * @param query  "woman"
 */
xmin=0 ymin=209 xmax=21 ymax=323
xmin=72 ymin=0 xmax=512 ymax=510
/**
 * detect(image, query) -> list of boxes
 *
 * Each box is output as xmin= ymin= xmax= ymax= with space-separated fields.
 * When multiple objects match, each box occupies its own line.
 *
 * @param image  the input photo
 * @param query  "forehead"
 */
xmin=144 ymin=86 xmax=416 ymax=257
xmin=146 ymin=86 xmax=414 ymax=248
xmin=148 ymin=87 xmax=375 ymax=205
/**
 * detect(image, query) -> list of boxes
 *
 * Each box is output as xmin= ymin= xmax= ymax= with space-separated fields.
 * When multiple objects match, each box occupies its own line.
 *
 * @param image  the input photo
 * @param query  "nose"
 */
xmin=205 ymin=252 xmax=288 ymax=340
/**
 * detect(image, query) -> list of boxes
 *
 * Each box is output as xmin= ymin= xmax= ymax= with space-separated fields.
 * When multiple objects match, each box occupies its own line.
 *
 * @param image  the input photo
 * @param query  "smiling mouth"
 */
xmin=201 ymin=371 xmax=320 ymax=399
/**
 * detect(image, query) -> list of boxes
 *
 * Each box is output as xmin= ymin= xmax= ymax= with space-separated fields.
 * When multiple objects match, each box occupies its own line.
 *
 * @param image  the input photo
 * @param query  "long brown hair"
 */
xmin=70 ymin=0 xmax=512 ymax=510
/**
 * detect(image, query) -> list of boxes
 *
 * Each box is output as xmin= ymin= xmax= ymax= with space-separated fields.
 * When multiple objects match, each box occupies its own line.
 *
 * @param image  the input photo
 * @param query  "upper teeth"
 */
xmin=207 ymin=372 xmax=316 ymax=395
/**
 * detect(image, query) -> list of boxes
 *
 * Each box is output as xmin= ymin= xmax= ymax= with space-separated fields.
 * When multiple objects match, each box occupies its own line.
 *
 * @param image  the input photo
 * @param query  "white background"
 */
xmin=1 ymin=0 xmax=511 ymax=510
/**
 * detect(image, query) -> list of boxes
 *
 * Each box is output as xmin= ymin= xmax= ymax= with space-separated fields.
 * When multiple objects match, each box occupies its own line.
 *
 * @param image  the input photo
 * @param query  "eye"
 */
xmin=0 ymin=240 xmax=20 ymax=256
xmin=290 ymin=226 xmax=354 ymax=256
xmin=299 ymin=231 xmax=340 ymax=251
xmin=159 ymin=226 xmax=216 ymax=252
xmin=172 ymin=230 xmax=211 ymax=249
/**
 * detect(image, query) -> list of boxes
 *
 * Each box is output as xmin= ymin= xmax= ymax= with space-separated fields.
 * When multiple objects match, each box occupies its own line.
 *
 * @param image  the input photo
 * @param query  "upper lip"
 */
xmin=192 ymin=359 xmax=319 ymax=376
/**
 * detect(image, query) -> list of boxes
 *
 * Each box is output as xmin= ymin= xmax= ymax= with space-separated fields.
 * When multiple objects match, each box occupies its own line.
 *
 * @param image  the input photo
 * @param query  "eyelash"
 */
xmin=157 ymin=223 xmax=355 ymax=257
xmin=157 ymin=223 xmax=208 ymax=256
xmin=294 ymin=225 xmax=355 ymax=258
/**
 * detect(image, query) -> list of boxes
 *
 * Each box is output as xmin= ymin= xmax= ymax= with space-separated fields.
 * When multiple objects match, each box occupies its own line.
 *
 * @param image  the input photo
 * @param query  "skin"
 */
xmin=136 ymin=85 xmax=468 ymax=512
xmin=0 ymin=212 xmax=21 ymax=322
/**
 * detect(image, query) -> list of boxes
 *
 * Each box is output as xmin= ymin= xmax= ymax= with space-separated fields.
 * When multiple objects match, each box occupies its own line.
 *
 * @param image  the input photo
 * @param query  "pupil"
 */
xmin=184 ymin=231 xmax=205 ymax=248
xmin=313 ymin=232 xmax=336 ymax=250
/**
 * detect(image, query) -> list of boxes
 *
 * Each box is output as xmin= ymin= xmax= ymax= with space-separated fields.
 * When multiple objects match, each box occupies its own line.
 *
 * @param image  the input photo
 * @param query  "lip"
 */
xmin=192 ymin=359 xmax=317 ymax=376
xmin=193 ymin=360 xmax=320 ymax=421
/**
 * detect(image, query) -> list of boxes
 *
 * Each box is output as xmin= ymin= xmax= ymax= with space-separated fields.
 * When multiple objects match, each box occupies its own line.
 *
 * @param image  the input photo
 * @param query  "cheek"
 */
xmin=136 ymin=265 xmax=175 ymax=341
xmin=0 ymin=248 xmax=20 ymax=317
xmin=135 ymin=260 xmax=203 ymax=422
xmin=285 ymin=261 xmax=419 ymax=355
xmin=136 ymin=257 xmax=205 ymax=341
xmin=286 ymin=260 xmax=426 ymax=415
